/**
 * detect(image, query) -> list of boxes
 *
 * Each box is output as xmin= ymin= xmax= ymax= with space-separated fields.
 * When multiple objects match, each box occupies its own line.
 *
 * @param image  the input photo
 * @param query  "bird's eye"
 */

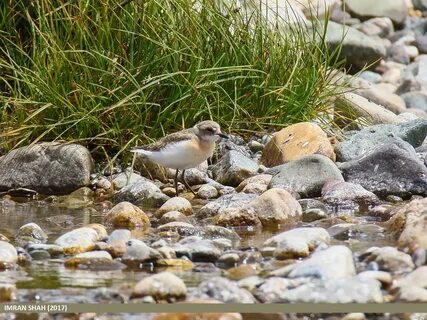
xmin=206 ymin=127 xmax=215 ymax=132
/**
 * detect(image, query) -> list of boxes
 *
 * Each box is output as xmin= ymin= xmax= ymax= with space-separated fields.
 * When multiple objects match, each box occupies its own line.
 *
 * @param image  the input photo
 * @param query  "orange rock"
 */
xmin=261 ymin=122 xmax=335 ymax=167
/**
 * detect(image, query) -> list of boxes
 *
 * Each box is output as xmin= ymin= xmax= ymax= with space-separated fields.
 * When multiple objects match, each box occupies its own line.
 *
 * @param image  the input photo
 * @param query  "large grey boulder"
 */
xmin=335 ymin=119 xmax=427 ymax=162
xmin=340 ymin=142 xmax=427 ymax=197
xmin=324 ymin=22 xmax=386 ymax=71
xmin=268 ymin=155 xmax=344 ymax=198
xmin=0 ymin=143 xmax=93 ymax=195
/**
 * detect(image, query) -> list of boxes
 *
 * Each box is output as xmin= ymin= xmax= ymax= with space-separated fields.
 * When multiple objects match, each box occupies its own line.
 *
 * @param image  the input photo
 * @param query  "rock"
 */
xmin=259 ymin=276 xmax=383 ymax=303
xmin=195 ymin=277 xmax=256 ymax=303
xmin=264 ymin=227 xmax=331 ymax=251
xmin=157 ymin=222 xmax=198 ymax=237
xmin=15 ymin=223 xmax=48 ymax=247
xmin=134 ymin=153 xmax=169 ymax=182
xmin=401 ymin=56 xmax=427 ymax=92
xmin=357 ymin=270 xmax=392 ymax=286
xmin=416 ymin=34 xmax=427 ymax=54
xmin=107 ymin=229 xmax=132 ymax=244
xmin=172 ymin=237 xmax=222 ymax=262
xmin=397 ymin=112 xmax=422 ymax=122
xmin=388 ymin=197 xmax=427 ymax=252
xmin=358 ymin=71 xmax=383 ymax=83
xmin=0 ymin=143 xmax=93 ymax=195
xmin=201 ymin=225 xmax=240 ymax=241
xmin=344 ymin=0 xmax=407 ymax=25
xmin=105 ymin=202 xmax=150 ymax=229
xmin=324 ymin=22 xmax=386 ymax=71
xmin=0 ymin=284 xmax=17 ymax=302
xmin=248 ymin=188 xmax=302 ymax=227
xmin=227 ymin=264 xmax=260 ymax=281
xmin=360 ymin=247 xmax=415 ymax=274
xmin=270 ymin=245 xmax=356 ymax=279
xmin=156 ymin=197 xmax=192 ymax=218
xmin=212 ymin=151 xmax=259 ymax=187
xmin=321 ymin=181 xmax=379 ymax=209
xmin=236 ymin=174 xmax=272 ymax=195
xmin=260 ymin=122 xmax=335 ymax=167
xmin=64 ymin=251 xmax=114 ymax=268
xmin=213 ymin=207 xmax=262 ymax=228
xmin=122 ymin=239 xmax=161 ymax=263
xmin=160 ymin=211 xmax=190 ymax=224
xmin=0 ymin=241 xmax=17 ymax=268
xmin=327 ymin=223 xmax=384 ymax=241
xmin=387 ymin=44 xmax=411 ymax=65
xmin=299 ymin=199 xmax=328 ymax=222
xmin=26 ymin=244 xmax=64 ymax=257
xmin=356 ymin=86 xmax=406 ymax=114
xmin=336 ymin=119 xmax=427 ymax=162
xmin=269 ymin=155 xmax=344 ymax=198
xmin=113 ymin=178 xmax=169 ymax=207
xmin=401 ymin=91 xmax=427 ymax=111
xmin=132 ymin=272 xmax=187 ymax=301
xmin=197 ymin=193 xmax=257 ymax=219
xmin=248 ymin=140 xmax=264 ymax=153
xmin=111 ymin=171 xmax=144 ymax=190
xmin=54 ymin=227 xmax=101 ymax=254
xmin=393 ymin=266 xmax=427 ymax=301
xmin=413 ymin=0 xmax=427 ymax=11
xmin=197 ymin=185 xmax=219 ymax=199
xmin=335 ymin=92 xmax=400 ymax=124
xmin=340 ymin=142 xmax=427 ymax=197
xmin=356 ymin=17 xmax=394 ymax=38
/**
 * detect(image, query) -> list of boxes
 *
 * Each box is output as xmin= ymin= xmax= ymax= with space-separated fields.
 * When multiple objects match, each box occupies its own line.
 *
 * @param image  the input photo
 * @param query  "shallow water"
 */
xmin=0 ymin=194 xmax=396 ymax=305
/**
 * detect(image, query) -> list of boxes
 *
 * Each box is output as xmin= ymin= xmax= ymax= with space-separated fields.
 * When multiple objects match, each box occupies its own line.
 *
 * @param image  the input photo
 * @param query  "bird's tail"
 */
xmin=130 ymin=147 xmax=152 ymax=156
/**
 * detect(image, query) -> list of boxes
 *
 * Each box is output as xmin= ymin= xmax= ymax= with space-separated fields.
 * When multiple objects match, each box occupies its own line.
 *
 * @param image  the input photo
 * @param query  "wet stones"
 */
xmin=360 ymin=247 xmax=415 ymax=274
xmin=156 ymin=197 xmax=193 ymax=218
xmin=261 ymin=122 xmax=335 ymax=167
xmin=132 ymin=272 xmax=187 ymax=301
xmin=194 ymin=277 xmax=256 ymax=303
xmin=112 ymin=178 xmax=169 ymax=207
xmin=54 ymin=227 xmax=103 ymax=254
xmin=105 ymin=202 xmax=150 ymax=229
xmin=64 ymin=251 xmax=116 ymax=269
xmin=269 ymin=155 xmax=344 ymax=198
xmin=15 ymin=223 xmax=48 ymax=247
xmin=0 ymin=241 xmax=18 ymax=269
xmin=393 ymin=266 xmax=427 ymax=301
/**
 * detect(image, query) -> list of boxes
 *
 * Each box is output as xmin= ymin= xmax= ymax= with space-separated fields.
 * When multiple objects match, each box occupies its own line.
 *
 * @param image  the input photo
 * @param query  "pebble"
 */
xmin=156 ymin=197 xmax=193 ymax=218
xmin=132 ymin=272 xmax=187 ymax=301
xmin=15 ymin=222 xmax=48 ymax=247
xmin=105 ymin=202 xmax=150 ymax=229
xmin=196 ymin=184 xmax=219 ymax=199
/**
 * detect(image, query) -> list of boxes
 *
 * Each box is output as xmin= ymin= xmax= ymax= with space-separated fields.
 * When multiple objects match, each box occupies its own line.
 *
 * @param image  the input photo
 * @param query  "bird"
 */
xmin=131 ymin=120 xmax=228 ymax=196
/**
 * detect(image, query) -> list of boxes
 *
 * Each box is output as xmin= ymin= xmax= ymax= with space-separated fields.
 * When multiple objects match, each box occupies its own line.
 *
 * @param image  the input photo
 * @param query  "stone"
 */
xmin=212 ymin=150 xmax=259 ymax=187
xmin=300 ymin=199 xmax=328 ymax=222
xmin=344 ymin=0 xmax=407 ymax=25
xmin=197 ymin=193 xmax=257 ymax=219
xmin=227 ymin=264 xmax=261 ymax=281
xmin=260 ymin=122 xmax=335 ymax=167
xmin=416 ymin=34 xmax=427 ymax=54
xmin=134 ymin=153 xmax=169 ymax=182
xmin=107 ymin=229 xmax=132 ymax=244
xmin=113 ymin=178 xmax=169 ymax=207
xmin=111 ymin=171 xmax=144 ymax=190
xmin=64 ymin=251 xmax=114 ymax=268
xmin=213 ymin=207 xmax=262 ymax=228
xmin=197 ymin=185 xmax=219 ymax=199
xmin=15 ymin=223 xmax=47 ymax=247
xmin=340 ymin=142 xmax=427 ymax=197
xmin=260 ymin=277 xmax=383 ymax=303
xmin=201 ymin=225 xmax=240 ymax=241
xmin=356 ymin=17 xmax=394 ymax=38
xmin=249 ymin=188 xmax=302 ymax=227
xmin=356 ymin=86 xmax=406 ymax=114
xmin=360 ymin=247 xmax=415 ymax=274
xmin=195 ymin=277 xmax=256 ymax=303
xmin=335 ymin=92 xmax=400 ymax=124
xmin=324 ymin=22 xmax=386 ymax=71
xmin=393 ymin=266 xmax=427 ymax=301
xmin=122 ymin=239 xmax=161 ymax=263
xmin=270 ymin=245 xmax=356 ymax=279
xmin=336 ymin=119 xmax=427 ymax=162
xmin=26 ymin=244 xmax=64 ymax=257
xmin=105 ymin=202 xmax=150 ymax=229
xmin=401 ymin=91 xmax=427 ymax=111
xmin=160 ymin=211 xmax=190 ymax=224
xmin=321 ymin=181 xmax=379 ymax=209
xmin=172 ymin=237 xmax=222 ymax=262
xmin=157 ymin=222 xmax=198 ymax=237
xmin=413 ymin=0 xmax=427 ymax=11
xmin=0 ymin=241 xmax=17 ymax=268
xmin=401 ymin=56 xmax=427 ymax=92
xmin=357 ymin=270 xmax=392 ymax=286
xmin=132 ymin=272 xmax=187 ymax=301
xmin=358 ymin=71 xmax=383 ymax=83
xmin=0 ymin=142 xmax=93 ymax=195
xmin=387 ymin=44 xmax=411 ymax=64
xmin=54 ymin=227 xmax=101 ymax=254
xmin=236 ymin=174 xmax=272 ymax=195
xmin=156 ymin=197 xmax=192 ymax=218
xmin=269 ymin=155 xmax=344 ymax=198
xmin=264 ymin=227 xmax=331 ymax=249
xmin=0 ymin=284 xmax=17 ymax=302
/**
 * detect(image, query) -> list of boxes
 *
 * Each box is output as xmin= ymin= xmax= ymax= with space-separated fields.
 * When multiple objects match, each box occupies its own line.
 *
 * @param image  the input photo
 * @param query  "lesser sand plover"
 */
xmin=131 ymin=120 xmax=228 ymax=196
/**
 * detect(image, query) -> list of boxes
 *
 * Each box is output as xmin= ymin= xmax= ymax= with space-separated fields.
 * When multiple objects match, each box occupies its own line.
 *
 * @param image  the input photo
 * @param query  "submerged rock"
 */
xmin=0 ymin=143 xmax=93 ymax=195
xmin=15 ymin=223 xmax=48 ymax=247
xmin=132 ymin=272 xmax=187 ymax=301
xmin=105 ymin=202 xmax=150 ymax=229
xmin=261 ymin=122 xmax=335 ymax=167
xmin=269 ymin=155 xmax=344 ymax=198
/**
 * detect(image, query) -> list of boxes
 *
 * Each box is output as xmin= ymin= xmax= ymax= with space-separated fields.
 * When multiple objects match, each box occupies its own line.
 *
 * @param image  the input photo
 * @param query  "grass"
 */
xmin=0 ymin=0 xmax=345 ymax=160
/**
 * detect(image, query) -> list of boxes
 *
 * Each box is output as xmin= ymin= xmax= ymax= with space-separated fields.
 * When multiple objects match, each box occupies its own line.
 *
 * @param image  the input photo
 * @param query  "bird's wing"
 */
xmin=133 ymin=129 xmax=196 ymax=152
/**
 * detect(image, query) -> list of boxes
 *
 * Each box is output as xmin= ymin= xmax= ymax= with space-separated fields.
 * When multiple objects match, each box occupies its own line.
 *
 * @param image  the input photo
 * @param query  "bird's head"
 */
xmin=194 ymin=120 xmax=228 ymax=142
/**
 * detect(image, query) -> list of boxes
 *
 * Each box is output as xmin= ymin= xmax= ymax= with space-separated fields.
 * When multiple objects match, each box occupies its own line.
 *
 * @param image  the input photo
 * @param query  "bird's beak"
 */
xmin=217 ymin=133 xmax=229 ymax=139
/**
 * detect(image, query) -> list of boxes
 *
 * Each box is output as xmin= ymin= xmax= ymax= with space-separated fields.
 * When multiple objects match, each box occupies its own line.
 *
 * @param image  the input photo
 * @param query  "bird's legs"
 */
xmin=174 ymin=169 xmax=180 ymax=197
xmin=181 ymin=169 xmax=196 ymax=196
